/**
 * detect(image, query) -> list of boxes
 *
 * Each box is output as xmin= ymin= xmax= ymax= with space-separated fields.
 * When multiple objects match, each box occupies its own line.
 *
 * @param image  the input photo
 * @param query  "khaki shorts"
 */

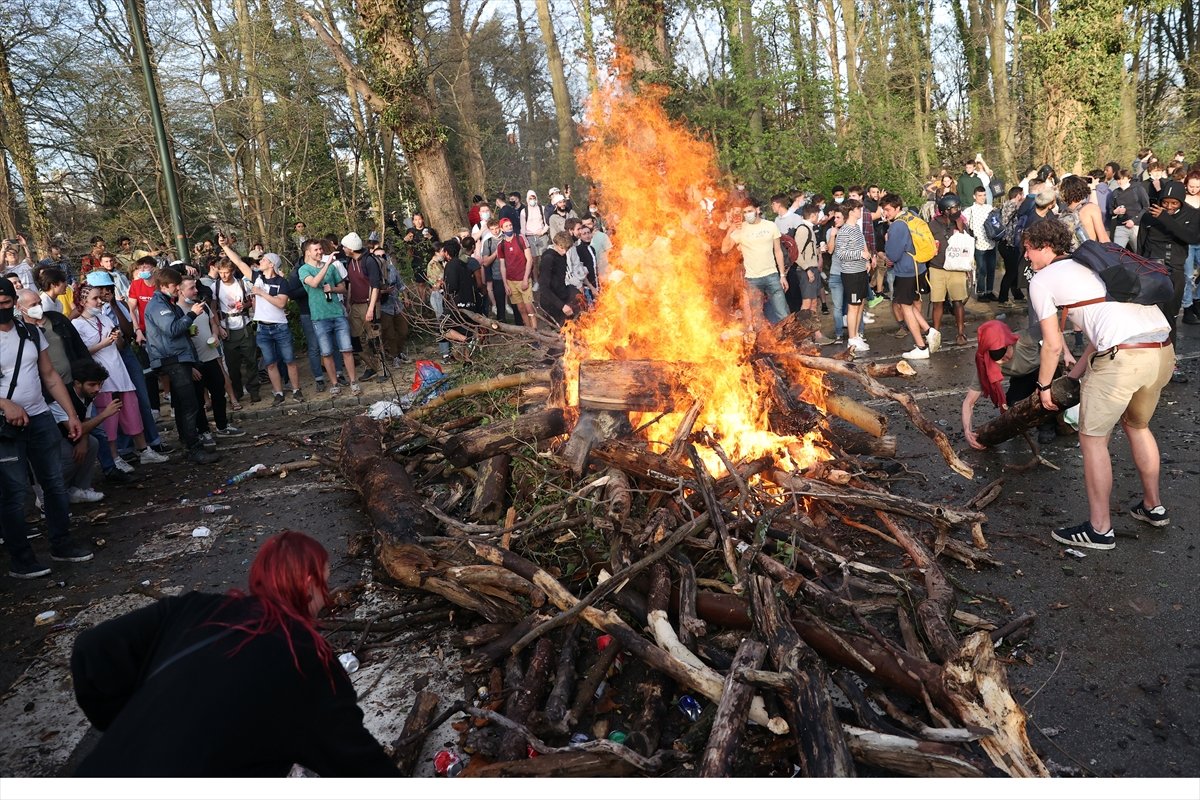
xmin=1078 ymin=344 xmax=1174 ymax=437
xmin=505 ymin=280 xmax=534 ymax=305
xmin=926 ymin=267 xmax=968 ymax=303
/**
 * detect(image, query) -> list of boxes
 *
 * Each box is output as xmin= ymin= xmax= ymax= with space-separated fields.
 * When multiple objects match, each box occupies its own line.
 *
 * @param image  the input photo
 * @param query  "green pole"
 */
xmin=125 ymin=0 xmax=189 ymax=263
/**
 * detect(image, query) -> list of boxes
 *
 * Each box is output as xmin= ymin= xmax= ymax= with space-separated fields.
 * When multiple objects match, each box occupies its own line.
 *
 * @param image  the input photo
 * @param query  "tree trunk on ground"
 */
xmin=534 ymin=0 xmax=576 ymax=187
xmin=975 ymin=375 xmax=1079 ymax=447
xmin=0 ymin=39 xmax=51 ymax=253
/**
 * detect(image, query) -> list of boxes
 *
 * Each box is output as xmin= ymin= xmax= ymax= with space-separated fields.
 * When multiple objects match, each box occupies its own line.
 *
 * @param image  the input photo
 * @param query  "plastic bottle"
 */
xmin=678 ymin=695 xmax=702 ymax=722
xmin=433 ymin=749 xmax=464 ymax=777
xmin=607 ymin=731 xmax=627 ymax=744
xmin=569 ymin=732 xmax=590 ymax=745
xmin=338 ymin=652 xmax=360 ymax=673
xmin=226 ymin=463 xmax=267 ymax=485
xmin=201 ymin=504 xmax=232 ymax=514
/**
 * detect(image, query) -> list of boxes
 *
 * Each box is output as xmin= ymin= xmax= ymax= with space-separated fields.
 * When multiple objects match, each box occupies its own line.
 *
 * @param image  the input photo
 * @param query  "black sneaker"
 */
xmin=314 ymin=380 xmax=327 ymax=393
xmin=360 ymin=368 xmax=378 ymax=381
xmin=187 ymin=448 xmax=220 ymax=465
xmin=249 ymin=391 xmax=262 ymax=403
xmin=337 ymin=376 xmax=349 ymax=388
xmin=272 ymin=393 xmax=285 ymax=408
xmin=1129 ymin=501 xmax=1169 ymax=527
xmin=9 ymin=553 xmax=51 ymax=578
xmin=150 ymin=442 xmax=176 ymax=455
xmin=104 ymin=469 xmax=133 ymax=485
xmin=51 ymin=543 xmax=94 ymax=563
xmin=1051 ymin=521 xmax=1115 ymax=551
xmin=291 ymin=390 xmax=305 ymax=403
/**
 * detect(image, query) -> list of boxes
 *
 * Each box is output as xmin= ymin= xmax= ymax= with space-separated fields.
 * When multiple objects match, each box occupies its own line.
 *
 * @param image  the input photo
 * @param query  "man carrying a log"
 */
xmin=1025 ymin=218 xmax=1173 ymax=549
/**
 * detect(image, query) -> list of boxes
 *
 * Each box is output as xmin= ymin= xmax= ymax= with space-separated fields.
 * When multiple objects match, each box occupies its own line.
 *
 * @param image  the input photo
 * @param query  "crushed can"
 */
xmin=678 ymin=695 xmax=702 ymax=722
xmin=434 ymin=749 xmax=464 ymax=777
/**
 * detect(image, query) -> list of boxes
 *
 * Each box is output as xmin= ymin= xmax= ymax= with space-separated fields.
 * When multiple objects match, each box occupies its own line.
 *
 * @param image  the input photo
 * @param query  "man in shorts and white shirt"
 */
xmin=1025 ymin=218 xmax=1173 ymax=550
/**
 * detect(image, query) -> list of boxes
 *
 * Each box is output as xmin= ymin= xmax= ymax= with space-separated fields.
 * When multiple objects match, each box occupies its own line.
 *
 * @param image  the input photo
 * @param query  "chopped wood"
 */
xmin=975 ymin=375 xmax=1080 ymax=447
xmin=865 ymin=359 xmax=917 ymax=378
xmin=698 ymin=638 xmax=768 ymax=777
xmin=577 ymin=359 xmax=695 ymax=411
xmin=408 ymin=369 xmax=553 ymax=419
xmin=824 ymin=394 xmax=889 ymax=437
xmin=469 ymin=454 xmax=511 ymax=522
xmin=562 ymin=409 xmax=632 ymax=474
xmin=391 ymin=690 xmax=440 ymax=776
xmin=842 ymin=725 xmax=987 ymax=777
xmin=339 ymin=416 xmax=437 ymax=543
xmin=829 ymin=430 xmax=898 ymax=458
xmin=543 ymin=623 xmax=581 ymax=728
xmin=498 ymin=637 xmax=554 ymax=761
xmin=770 ymin=471 xmax=986 ymax=528
xmin=442 ymin=408 xmax=568 ymax=467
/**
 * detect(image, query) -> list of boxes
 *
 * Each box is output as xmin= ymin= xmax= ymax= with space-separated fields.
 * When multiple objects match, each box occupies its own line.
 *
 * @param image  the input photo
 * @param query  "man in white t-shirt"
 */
xmin=0 ymin=277 xmax=95 ymax=578
xmin=721 ymin=197 xmax=790 ymax=325
xmin=1025 ymin=218 xmax=1173 ymax=551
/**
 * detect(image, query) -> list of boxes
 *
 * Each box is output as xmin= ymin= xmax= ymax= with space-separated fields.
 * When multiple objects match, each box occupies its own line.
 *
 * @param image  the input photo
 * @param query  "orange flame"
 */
xmin=564 ymin=77 xmax=830 ymax=475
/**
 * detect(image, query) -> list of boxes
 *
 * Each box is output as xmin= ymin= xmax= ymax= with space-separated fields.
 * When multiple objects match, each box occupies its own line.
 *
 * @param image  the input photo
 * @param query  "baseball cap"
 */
xmin=0 ymin=277 xmax=15 ymax=300
xmin=262 ymin=253 xmax=281 ymax=270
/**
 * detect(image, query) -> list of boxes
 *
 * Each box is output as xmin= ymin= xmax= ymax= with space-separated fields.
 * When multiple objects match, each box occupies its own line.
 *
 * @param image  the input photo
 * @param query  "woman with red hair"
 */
xmin=961 ymin=320 xmax=1053 ymax=449
xmin=70 ymin=531 xmax=399 ymax=776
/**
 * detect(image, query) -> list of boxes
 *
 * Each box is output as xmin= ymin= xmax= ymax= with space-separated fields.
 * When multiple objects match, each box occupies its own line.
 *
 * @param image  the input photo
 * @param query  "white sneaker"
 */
xmin=902 ymin=346 xmax=930 ymax=360
xmin=69 ymin=487 xmax=105 ymax=504
xmin=848 ymin=337 xmax=871 ymax=353
xmin=112 ymin=456 xmax=136 ymax=474
xmin=392 ymin=356 xmax=403 ymax=369
xmin=138 ymin=447 xmax=169 ymax=464
xmin=926 ymin=327 xmax=942 ymax=353
xmin=351 ymin=382 xmax=363 ymax=396
xmin=863 ymin=312 xmax=876 ymax=323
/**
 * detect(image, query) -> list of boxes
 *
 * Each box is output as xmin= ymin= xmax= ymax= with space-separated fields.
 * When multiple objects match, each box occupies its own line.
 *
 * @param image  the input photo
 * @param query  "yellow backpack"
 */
xmin=897 ymin=211 xmax=936 ymax=264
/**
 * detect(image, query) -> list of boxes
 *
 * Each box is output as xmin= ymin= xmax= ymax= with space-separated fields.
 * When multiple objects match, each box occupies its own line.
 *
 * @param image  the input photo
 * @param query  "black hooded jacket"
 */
xmin=1139 ymin=181 xmax=1200 ymax=270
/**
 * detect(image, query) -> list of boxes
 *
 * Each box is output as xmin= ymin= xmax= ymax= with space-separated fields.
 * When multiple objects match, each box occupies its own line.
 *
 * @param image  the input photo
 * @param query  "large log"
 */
xmin=975 ymin=375 xmax=1079 ymax=448
xmin=392 ymin=690 xmax=440 ymax=776
xmin=498 ymin=637 xmax=555 ymax=761
xmin=824 ymin=394 xmax=888 ymax=437
xmin=698 ymin=638 xmax=768 ymax=777
xmin=828 ymin=429 xmax=898 ymax=458
xmin=339 ymin=416 xmax=437 ymax=543
xmin=442 ymin=408 xmax=568 ymax=467
xmin=562 ymin=409 xmax=631 ymax=474
xmin=469 ymin=454 xmax=510 ymax=522
xmin=749 ymin=576 xmax=855 ymax=777
xmin=576 ymin=359 xmax=696 ymax=411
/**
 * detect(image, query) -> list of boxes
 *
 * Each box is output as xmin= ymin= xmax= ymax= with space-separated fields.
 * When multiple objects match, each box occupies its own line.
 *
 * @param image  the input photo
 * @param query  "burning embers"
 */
xmin=564 ymin=80 xmax=830 ymax=474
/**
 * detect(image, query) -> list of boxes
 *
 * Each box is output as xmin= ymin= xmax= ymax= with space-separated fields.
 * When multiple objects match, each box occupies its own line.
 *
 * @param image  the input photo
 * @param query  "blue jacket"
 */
xmin=885 ymin=218 xmax=918 ymax=277
xmin=145 ymin=290 xmax=198 ymax=368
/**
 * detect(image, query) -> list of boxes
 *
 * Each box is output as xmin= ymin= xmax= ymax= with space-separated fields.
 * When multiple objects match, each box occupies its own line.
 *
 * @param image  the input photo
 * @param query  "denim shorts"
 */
xmin=312 ymin=315 xmax=352 ymax=357
xmin=256 ymin=321 xmax=296 ymax=364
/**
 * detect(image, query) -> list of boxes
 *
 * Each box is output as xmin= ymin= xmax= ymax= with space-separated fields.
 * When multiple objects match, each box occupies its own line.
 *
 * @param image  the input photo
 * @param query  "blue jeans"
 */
xmin=829 ymin=273 xmax=845 ymax=338
xmin=974 ymin=248 xmax=997 ymax=294
xmin=1184 ymin=244 xmax=1200 ymax=309
xmin=256 ymin=321 xmax=295 ymax=364
xmin=300 ymin=314 xmax=344 ymax=382
xmin=0 ymin=411 xmax=72 ymax=558
xmin=745 ymin=273 xmax=789 ymax=324
xmin=312 ymin=315 xmax=352 ymax=357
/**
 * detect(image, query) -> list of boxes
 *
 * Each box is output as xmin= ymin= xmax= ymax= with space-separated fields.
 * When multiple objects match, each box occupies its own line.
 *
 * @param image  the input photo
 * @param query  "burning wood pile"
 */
xmin=333 ymin=80 xmax=1048 ymax=778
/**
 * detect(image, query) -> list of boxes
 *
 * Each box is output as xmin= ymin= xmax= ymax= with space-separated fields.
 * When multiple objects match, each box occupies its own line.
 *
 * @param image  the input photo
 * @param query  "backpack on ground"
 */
xmin=983 ymin=208 xmax=1005 ymax=242
xmin=1055 ymin=241 xmax=1174 ymax=325
xmin=897 ymin=211 xmax=936 ymax=263
xmin=943 ymin=231 xmax=976 ymax=272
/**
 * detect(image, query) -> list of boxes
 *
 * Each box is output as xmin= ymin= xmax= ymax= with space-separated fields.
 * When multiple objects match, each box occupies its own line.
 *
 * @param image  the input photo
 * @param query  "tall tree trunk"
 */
xmin=313 ymin=0 xmax=466 ymax=235
xmin=0 ymin=38 xmax=51 ymax=252
xmin=611 ymin=0 xmax=669 ymax=77
xmin=819 ymin=0 xmax=845 ymax=135
xmin=534 ymin=0 xmax=576 ymax=188
xmin=448 ymin=0 xmax=488 ymax=198
xmin=236 ymin=0 xmax=271 ymax=243
xmin=0 ymin=150 xmax=17 ymax=239
xmin=580 ymin=0 xmax=599 ymax=94
xmin=839 ymin=0 xmax=861 ymax=149
xmin=512 ymin=0 xmax=541 ymax=190
xmin=988 ymin=0 xmax=1015 ymax=181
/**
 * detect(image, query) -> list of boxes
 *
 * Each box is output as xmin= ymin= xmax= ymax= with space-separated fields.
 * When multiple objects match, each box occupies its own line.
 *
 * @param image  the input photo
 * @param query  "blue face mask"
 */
xmin=139 ymin=271 xmax=152 ymax=280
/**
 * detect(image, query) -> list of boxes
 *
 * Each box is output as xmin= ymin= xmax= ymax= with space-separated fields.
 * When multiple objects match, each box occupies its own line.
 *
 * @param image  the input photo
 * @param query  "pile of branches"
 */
xmin=336 ymin=310 xmax=1047 ymax=778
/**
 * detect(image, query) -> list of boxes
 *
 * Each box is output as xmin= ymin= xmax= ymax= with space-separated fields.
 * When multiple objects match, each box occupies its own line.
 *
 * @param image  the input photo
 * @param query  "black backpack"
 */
xmin=1055 ymin=241 xmax=1174 ymax=325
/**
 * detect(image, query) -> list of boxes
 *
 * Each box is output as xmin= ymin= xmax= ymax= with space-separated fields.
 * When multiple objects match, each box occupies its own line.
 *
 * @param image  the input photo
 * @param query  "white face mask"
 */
xmin=23 ymin=305 xmax=44 ymax=320
xmin=743 ymin=211 xmax=757 ymax=223
xmin=589 ymin=206 xmax=598 ymax=214
xmin=480 ymin=211 xmax=490 ymax=221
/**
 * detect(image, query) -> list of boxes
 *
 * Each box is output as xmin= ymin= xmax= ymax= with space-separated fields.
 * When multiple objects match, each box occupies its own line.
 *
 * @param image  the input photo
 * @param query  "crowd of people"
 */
xmin=1 ymin=148 xmax=1196 ymax=578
